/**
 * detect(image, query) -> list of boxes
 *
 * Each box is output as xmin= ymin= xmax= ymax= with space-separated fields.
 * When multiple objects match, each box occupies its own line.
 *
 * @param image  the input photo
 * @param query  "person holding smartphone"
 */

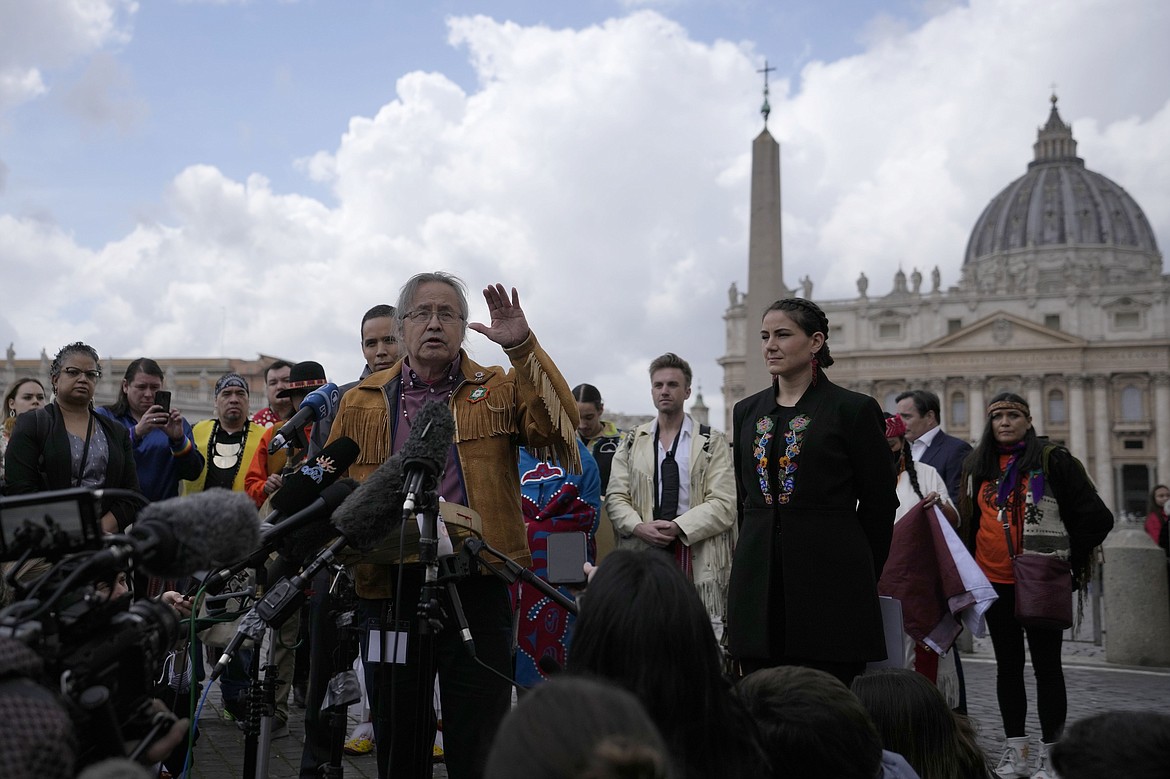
xmin=98 ymin=357 xmax=203 ymax=504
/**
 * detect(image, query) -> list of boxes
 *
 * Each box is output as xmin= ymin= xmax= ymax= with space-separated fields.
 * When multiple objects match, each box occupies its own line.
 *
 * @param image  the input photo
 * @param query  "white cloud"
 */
xmin=0 ymin=1 xmax=1168 ymax=429
xmin=0 ymin=0 xmax=136 ymax=110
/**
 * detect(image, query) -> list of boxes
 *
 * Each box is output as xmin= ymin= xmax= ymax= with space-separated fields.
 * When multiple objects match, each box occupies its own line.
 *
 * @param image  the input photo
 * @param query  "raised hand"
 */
xmin=468 ymin=283 xmax=530 ymax=349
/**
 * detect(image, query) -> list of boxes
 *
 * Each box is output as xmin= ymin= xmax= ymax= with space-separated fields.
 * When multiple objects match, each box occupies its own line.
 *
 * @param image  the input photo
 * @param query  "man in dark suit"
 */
xmin=895 ymin=389 xmax=971 ymax=501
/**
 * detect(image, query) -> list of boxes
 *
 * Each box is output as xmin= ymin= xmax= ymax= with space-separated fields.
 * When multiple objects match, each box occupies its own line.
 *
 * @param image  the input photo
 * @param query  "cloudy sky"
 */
xmin=2 ymin=0 xmax=1167 ymax=424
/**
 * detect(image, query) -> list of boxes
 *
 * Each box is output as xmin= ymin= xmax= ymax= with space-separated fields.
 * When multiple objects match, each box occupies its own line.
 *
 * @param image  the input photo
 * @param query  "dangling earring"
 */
xmin=810 ymin=354 xmax=819 ymax=386
xmin=7 ymin=408 xmax=14 ymax=418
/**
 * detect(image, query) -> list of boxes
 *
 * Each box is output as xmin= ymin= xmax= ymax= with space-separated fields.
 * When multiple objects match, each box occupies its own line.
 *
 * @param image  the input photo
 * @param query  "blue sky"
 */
xmin=2 ymin=0 xmax=1168 ymax=422
xmin=6 ymin=0 xmax=930 ymax=246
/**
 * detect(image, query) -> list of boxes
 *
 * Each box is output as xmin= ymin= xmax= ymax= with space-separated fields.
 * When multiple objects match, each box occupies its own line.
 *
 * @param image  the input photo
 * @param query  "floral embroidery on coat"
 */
xmin=754 ymin=416 xmax=775 ymax=504
xmin=754 ymin=414 xmax=811 ymax=505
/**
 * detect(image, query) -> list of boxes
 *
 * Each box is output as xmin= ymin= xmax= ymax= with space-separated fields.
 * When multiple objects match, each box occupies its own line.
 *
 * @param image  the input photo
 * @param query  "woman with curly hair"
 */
xmin=4 ymin=342 xmax=140 ymax=533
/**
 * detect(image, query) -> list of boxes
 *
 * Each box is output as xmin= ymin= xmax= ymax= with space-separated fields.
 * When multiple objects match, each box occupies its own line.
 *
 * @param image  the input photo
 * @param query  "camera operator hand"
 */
xmin=160 ymin=590 xmax=193 ymax=620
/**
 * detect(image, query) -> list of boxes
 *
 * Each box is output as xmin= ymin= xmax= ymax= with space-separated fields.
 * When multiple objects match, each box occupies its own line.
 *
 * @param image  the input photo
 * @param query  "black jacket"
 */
xmin=727 ymin=371 xmax=898 ymax=663
xmin=4 ymin=403 xmax=141 ymax=530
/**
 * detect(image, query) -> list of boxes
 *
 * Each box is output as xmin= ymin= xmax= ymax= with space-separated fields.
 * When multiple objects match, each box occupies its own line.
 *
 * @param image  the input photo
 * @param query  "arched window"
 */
xmin=951 ymin=392 xmax=967 ymax=427
xmin=1120 ymin=385 xmax=1143 ymax=421
xmin=1047 ymin=389 xmax=1067 ymax=424
xmin=884 ymin=391 xmax=900 ymax=414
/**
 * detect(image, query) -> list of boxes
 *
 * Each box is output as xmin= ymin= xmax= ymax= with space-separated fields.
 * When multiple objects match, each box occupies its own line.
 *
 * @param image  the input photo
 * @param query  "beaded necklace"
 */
xmin=400 ymin=367 xmax=457 ymax=424
xmin=205 ymin=418 xmax=249 ymax=487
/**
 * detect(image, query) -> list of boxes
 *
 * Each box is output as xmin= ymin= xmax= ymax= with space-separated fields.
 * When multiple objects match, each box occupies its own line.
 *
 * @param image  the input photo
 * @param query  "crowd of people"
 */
xmin=2 ymin=271 xmax=1164 ymax=779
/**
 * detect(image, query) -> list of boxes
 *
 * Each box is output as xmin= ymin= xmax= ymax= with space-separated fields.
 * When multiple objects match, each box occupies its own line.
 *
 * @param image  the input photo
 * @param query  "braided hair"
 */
xmin=899 ymin=444 xmax=924 ymax=501
xmin=49 ymin=342 xmax=101 ymax=379
xmin=763 ymin=299 xmax=834 ymax=367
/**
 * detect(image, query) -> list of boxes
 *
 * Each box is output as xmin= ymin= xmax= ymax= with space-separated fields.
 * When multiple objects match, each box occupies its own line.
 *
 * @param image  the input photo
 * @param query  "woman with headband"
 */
xmin=957 ymin=392 xmax=1112 ymax=778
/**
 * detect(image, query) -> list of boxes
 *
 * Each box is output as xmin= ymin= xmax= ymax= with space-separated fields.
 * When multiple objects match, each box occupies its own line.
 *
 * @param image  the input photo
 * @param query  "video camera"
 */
xmin=1 ymin=488 xmax=180 ymax=767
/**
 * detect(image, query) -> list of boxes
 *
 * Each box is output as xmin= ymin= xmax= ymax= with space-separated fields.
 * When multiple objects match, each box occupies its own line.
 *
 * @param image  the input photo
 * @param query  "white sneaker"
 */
xmin=995 ymin=736 xmax=1031 ymax=778
xmin=1031 ymin=740 xmax=1058 ymax=779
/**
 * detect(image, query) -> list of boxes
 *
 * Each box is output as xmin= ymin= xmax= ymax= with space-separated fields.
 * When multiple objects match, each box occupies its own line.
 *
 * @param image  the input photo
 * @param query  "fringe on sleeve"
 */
xmin=519 ymin=348 xmax=582 ymax=474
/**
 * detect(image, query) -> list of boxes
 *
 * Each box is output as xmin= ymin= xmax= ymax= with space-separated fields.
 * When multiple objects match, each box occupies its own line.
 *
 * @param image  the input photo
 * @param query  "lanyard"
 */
xmin=72 ymin=411 xmax=95 ymax=488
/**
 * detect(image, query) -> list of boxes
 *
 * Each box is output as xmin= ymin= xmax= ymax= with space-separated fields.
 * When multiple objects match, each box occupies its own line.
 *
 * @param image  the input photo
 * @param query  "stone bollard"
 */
xmin=1102 ymin=527 xmax=1170 ymax=666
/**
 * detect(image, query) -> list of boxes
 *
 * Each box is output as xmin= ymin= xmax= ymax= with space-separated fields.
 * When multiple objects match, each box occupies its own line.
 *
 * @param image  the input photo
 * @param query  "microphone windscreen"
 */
xmin=401 ymin=401 xmax=455 ymax=477
xmin=332 ymin=452 xmax=405 ymax=552
xmin=279 ymin=478 xmax=359 ymax=562
xmin=270 ymin=437 xmax=360 ymax=516
xmin=135 ymin=489 xmax=261 ymax=577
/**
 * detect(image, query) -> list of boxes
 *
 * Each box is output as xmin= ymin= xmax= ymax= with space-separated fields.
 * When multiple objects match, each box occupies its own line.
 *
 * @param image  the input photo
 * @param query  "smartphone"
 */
xmin=154 ymin=390 xmax=172 ymax=413
xmin=545 ymin=531 xmax=588 ymax=587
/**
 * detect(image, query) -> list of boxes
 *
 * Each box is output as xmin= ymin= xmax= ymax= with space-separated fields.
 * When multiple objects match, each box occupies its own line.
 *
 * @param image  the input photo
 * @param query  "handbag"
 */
xmin=1002 ymin=514 xmax=1073 ymax=630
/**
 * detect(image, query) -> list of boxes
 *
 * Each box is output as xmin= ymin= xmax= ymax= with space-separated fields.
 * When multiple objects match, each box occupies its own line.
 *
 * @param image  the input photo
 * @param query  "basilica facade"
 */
xmin=720 ymin=97 xmax=1169 ymax=517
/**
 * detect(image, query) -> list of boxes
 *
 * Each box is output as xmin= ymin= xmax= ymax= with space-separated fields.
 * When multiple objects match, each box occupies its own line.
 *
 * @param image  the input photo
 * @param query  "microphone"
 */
xmin=268 ymin=437 xmax=360 ymax=520
xmin=113 ymin=489 xmax=261 ymax=577
xmin=194 ymin=479 xmax=359 ymax=596
xmin=209 ymin=607 xmax=265 ymax=682
xmin=400 ymin=401 xmax=455 ymax=516
xmin=331 ymin=452 xmax=405 ymax=553
xmin=266 ymin=478 xmax=358 ymax=562
xmin=268 ymin=382 xmax=340 ymax=453
xmin=194 ymin=438 xmax=359 ymax=591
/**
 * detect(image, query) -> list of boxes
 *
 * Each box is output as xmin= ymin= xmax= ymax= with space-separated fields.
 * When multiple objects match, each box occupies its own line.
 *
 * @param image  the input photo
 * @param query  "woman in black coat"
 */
xmin=4 ymin=342 xmax=140 ymax=533
xmin=727 ymin=299 xmax=898 ymax=687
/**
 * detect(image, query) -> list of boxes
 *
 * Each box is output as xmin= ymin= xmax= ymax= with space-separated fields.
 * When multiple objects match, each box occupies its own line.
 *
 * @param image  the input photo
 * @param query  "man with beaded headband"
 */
xmin=181 ymin=373 xmax=265 ymax=495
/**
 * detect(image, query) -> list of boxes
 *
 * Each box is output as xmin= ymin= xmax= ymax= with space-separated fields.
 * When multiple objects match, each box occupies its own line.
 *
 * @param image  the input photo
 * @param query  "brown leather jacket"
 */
xmin=327 ymin=333 xmax=580 ymax=599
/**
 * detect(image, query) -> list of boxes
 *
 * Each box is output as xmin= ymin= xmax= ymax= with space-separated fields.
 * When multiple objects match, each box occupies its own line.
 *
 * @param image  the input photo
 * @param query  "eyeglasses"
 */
xmin=61 ymin=367 xmax=102 ymax=381
xmin=404 ymin=308 xmax=463 ymax=325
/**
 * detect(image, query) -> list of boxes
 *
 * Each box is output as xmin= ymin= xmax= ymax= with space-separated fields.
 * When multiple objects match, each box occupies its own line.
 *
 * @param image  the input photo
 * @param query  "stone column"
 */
xmin=1155 ymin=373 xmax=1170 ymax=484
xmin=1103 ymin=528 xmax=1170 ymax=666
xmin=1091 ymin=375 xmax=1115 ymax=513
xmin=967 ymin=376 xmax=985 ymax=436
xmin=1023 ymin=376 xmax=1044 ymax=436
xmin=1068 ymin=375 xmax=1088 ymax=463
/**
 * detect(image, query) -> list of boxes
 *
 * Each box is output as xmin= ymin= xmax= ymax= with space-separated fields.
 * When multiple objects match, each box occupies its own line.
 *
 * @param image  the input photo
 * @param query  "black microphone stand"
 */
xmin=411 ymin=488 xmax=446 ymax=779
xmin=244 ymin=536 xmax=351 ymax=779
xmin=319 ymin=565 xmax=362 ymax=779
xmin=454 ymin=538 xmax=578 ymax=616
xmin=240 ymin=561 xmax=267 ymax=779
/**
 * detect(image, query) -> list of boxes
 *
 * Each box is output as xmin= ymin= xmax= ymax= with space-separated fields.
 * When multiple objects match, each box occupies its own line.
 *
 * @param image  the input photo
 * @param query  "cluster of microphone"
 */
xmin=108 ymin=401 xmax=457 ymax=590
